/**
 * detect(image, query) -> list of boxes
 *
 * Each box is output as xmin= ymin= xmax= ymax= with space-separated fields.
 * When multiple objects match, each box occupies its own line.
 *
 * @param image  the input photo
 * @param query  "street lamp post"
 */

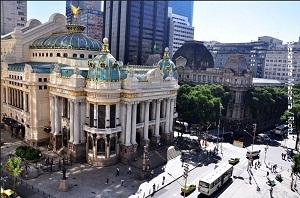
xmin=244 ymin=123 xmax=257 ymax=170
xmin=216 ymin=104 xmax=222 ymax=153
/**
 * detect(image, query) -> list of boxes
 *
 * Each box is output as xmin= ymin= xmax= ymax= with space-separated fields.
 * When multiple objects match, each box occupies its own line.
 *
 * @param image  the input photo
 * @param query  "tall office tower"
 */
xmin=168 ymin=1 xmax=193 ymax=25
xmin=66 ymin=1 xmax=103 ymax=41
xmin=1 ymin=1 xmax=27 ymax=35
xmin=264 ymin=38 xmax=300 ymax=82
xmin=103 ymin=1 xmax=168 ymax=65
xmin=168 ymin=10 xmax=194 ymax=58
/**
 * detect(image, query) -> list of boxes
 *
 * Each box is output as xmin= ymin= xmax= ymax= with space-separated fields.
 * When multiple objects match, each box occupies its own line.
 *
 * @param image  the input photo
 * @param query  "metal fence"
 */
xmin=1 ymin=170 xmax=56 ymax=198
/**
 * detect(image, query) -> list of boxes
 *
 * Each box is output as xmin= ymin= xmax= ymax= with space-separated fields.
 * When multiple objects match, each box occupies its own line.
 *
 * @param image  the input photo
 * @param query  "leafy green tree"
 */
xmin=6 ymin=156 xmax=22 ymax=194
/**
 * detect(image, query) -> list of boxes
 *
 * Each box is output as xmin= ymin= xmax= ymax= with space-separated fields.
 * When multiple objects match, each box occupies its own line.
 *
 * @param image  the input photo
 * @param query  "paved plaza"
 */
xmin=1 ymin=128 xmax=300 ymax=198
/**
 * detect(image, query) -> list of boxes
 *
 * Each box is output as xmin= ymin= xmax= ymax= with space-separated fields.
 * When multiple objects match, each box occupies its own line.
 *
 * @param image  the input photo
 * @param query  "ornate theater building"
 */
xmin=1 ymin=13 xmax=179 ymax=166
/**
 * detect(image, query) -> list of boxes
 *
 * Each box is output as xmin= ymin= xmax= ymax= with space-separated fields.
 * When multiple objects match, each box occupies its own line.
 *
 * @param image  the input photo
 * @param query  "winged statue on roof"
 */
xmin=70 ymin=4 xmax=83 ymax=23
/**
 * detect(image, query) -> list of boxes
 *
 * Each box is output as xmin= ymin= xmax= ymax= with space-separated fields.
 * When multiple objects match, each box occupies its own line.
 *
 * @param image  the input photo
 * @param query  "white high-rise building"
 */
xmin=1 ymin=1 xmax=27 ymax=35
xmin=264 ymin=38 xmax=300 ymax=82
xmin=168 ymin=8 xmax=194 ymax=58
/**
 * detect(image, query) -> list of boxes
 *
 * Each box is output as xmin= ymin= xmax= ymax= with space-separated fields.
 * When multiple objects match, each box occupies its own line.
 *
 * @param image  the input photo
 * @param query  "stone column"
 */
xmin=94 ymin=104 xmax=98 ymax=128
xmin=116 ymin=103 xmax=120 ymax=126
xmin=86 ymin=103 xmax=90 ymax=126
xmin=74 ymin=101 xmax=80 ymax=144
xmin=125 ymin=102 xmax=132 ymax=146
xmin=155 ymin=99 xmax=162 ymax=136
xmin=20 ymin=91 xmax=24 ymax=109
xmin=165 ymin=98 xmax=171 ymax=133
xmin=105 ymin=105 xmax=110 ymax=128
xmin=131 ymin=102 xmax=138 ymax=145
xmin=50 ymin=94 xmax=55 ymax=134
xmin=120 ymin=102 xmax=126 ymax=144
xmin=23 ymin=92 xmax=26 ymax=111
xmin=143 ymin=100 xmax=150 ymax=140
xmin=106 ymin=135 xmax=110 ymax=158
xmin=162 ymin=99 xmax=167 ymax=118
xmin=54 ymin=96 xmax=60 ymax=135
xmin=16 ymin=90 xmax=19 ymax=108
xmin=169 ymin=98 xmax=175 ymax=132
xmin=141 ymin=102 xmax=145 ymax=122
xmin=69 ymin=99 xmax=74 ymax=142
xmin=151 ymin=100 xmax=156 ymax=120
xmin=81 ymin=101 xmax=86 ymax=143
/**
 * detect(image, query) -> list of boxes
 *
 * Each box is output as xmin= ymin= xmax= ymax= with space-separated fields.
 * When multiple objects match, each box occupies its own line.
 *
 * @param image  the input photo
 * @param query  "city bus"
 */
xmin=198 ymin=163 xmax=233 ymax=196
xmin=274 ymin=124 xmax=288 ymax=136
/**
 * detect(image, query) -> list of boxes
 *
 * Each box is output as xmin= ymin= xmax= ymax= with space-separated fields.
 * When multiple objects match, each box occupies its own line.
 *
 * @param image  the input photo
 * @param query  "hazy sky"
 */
xmin=27 ymin=1 xmax=300 ymax=44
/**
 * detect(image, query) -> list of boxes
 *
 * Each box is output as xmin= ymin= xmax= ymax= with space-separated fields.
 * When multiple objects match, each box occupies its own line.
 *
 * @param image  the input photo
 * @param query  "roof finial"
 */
xmin=163 ymin=47 xmax=169 ymax=59
xmin=101 ymin=37 xmax=110 ymax=53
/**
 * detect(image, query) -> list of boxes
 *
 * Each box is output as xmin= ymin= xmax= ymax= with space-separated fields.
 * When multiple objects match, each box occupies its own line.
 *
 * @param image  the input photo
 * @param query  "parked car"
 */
xmin=246 ymin=150 xmax=261 ymax=158
xmin=181 ymin=183 xmax=196 ymax=194
xmin=228 ymin=157 xmax=240 ymax=165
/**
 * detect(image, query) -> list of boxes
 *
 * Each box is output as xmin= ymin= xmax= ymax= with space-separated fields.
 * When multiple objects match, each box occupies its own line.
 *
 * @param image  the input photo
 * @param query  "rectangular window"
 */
xmin=3 ymin=88 xmax=6 ymax=103
xmin=39 ymin=86 xmax=42 ymax=89
xmin=198 ymin=75 xmax=201 ymax=81
xmin=110 ymin=105 xmax=116 ymax=128
xmin=44 ymin=78 xmax=47 ymax=82
xmin=44 ymin=85 xmax=47 ymax=89
xmin=38 ymin=78 xmax=42 ymax=82
xmin=26 ymin=94 xmax=29 ymax=112
xmin=98 ymin=105 xmax=106 ymax=129
xmin=90 ymin=104 xmax=94 ymax=127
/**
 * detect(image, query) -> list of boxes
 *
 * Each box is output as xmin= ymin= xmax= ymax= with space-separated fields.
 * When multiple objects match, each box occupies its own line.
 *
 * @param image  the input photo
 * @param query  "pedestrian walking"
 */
xmin=127 ymin=166 xmax=131 ymax=174
xmin=106 ymin=178 xmax=109 ymax=185
xmin=116 ymin=167 xmax=120 ymax=176
xmin=121 ymin=179 xmax=124 ymax=186
xmin=147 ymin=164 xmax=150 ymax=170
xmin=294 ymin=182 xmax=297 ymax=191
xmin=249 ymin=176 xmax=252 ymax=184
xmin=281 ymin=153 xmax=284 ymax=160
xmin=291 ymin=180 xmax=294 ymax=190
xmin=162 ymin=176 xmax=165 ymax=185
xmin=153 ymin=183 xmax=156 ymax=192
xmin=151 ymin=170 xmax=154 ymax=178
xmin=267 ymin=171 xmax=269 ymax=177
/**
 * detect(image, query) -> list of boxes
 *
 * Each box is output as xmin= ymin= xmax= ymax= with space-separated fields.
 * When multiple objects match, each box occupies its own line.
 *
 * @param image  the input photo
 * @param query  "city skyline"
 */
xmin=26 ymin=1 xmax=300 ymax=44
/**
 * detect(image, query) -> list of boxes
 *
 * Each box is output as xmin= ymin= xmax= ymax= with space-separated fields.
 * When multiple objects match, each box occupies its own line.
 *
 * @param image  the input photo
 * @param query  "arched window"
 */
xmin=63 ymin=53 xmax=68 ymax=57
xmin=50 ymin=53 xmax=53 ymax=57
xmin=110 ymin=137 xmax=116 ymax=151
xmin=57 ymin=53 xmax=60 ymax=57
xmin=73 ymin=53 xmax=77 ymax=58
xmin=88 ymin=137 xmax=93 ymax=150
xmin=80 ymin=54 xmax=84 ymax=58
xmin=46 ymin=53 xmax=48 ymax=57
xmin=97 ymin=138 xmax=105 ymax=152
xmin=88 ymin=54 xmax=92 ymax=59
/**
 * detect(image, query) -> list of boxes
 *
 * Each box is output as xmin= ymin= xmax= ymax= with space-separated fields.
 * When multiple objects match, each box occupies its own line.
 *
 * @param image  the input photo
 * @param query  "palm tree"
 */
xmin=6 ymin=156 xmax=22 ymax=196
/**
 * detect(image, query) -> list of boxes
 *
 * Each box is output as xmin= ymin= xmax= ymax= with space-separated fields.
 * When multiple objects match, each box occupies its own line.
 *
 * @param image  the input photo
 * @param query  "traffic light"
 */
xmin=183 ymin=164 xmax=189 ymax=179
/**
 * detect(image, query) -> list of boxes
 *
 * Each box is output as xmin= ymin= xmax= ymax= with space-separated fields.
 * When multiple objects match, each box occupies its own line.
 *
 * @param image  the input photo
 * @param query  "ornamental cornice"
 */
xmin=86 ymin=100 xmax=120 ymax=105
xmin=50 ymin=87 xmax=86 ymax=96
xmin=121 ymin=90 xmax=176 ymax=98
xmin=87 ymin=92 xmax=120 ymax=98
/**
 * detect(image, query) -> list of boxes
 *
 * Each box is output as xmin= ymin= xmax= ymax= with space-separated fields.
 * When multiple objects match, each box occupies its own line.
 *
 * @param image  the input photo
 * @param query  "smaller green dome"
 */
xmin=88 ymin=38 xmax=120 ymax=82
xmin=157 ymin=47 xmax=178 ymax=79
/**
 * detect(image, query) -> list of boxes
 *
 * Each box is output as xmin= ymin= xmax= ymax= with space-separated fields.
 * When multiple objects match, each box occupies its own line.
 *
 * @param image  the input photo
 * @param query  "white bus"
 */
xmin=274 ymin=124 xmax=288 ymax=135
xmin=198 ymin=163 xmax=233 ymax=196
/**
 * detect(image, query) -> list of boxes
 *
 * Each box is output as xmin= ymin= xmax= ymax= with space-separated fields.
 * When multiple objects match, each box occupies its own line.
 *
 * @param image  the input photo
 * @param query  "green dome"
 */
xmin=87 ymin=38 xmax=120 ymax=82
xmin=157 ymin=47 xmax=178 ymax=79
xmin=31 ymin=25 xmax=102 ymax=51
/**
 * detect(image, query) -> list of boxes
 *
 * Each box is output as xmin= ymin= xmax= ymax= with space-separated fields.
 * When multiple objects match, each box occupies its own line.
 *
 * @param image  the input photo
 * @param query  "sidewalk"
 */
xmin=1 ymin=128 xmax=211 ymax=198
